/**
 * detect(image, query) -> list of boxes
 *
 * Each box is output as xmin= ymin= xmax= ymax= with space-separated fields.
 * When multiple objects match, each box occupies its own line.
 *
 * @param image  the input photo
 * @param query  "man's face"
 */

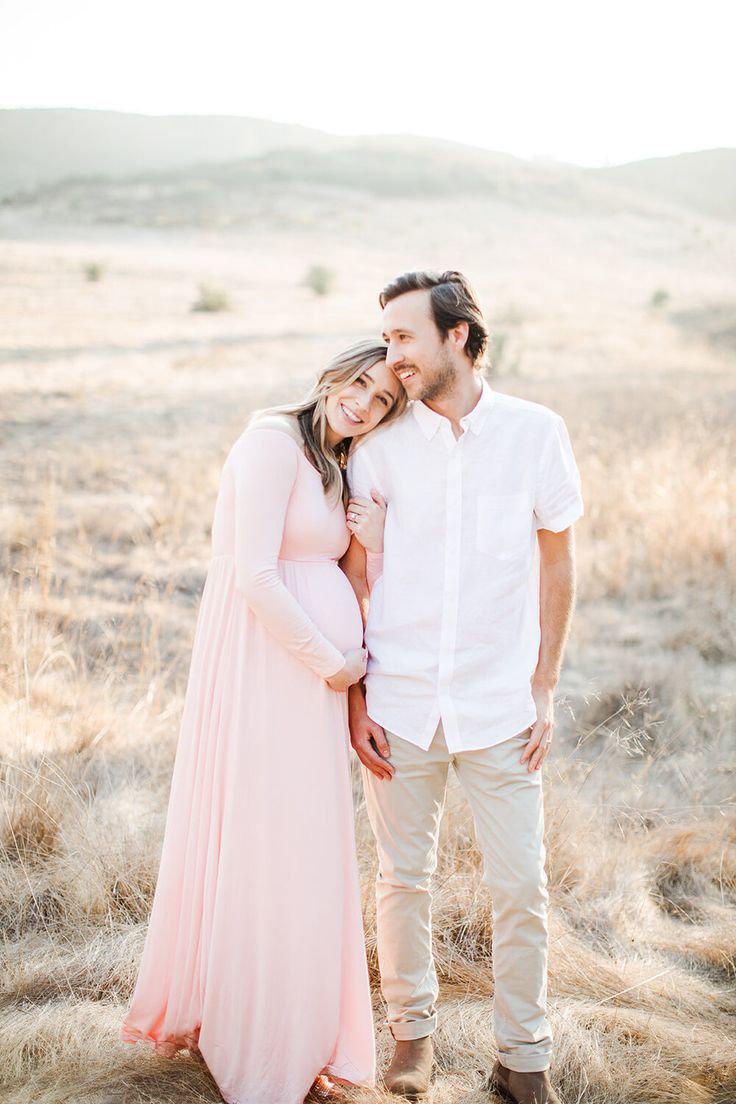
xmin=381 ymin=289 xmax=458 ymax=403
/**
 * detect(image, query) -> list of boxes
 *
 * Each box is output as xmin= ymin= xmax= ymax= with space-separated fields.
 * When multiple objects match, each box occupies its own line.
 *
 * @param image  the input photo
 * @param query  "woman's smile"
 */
xmin=339 ymin=401 xmax=364 ymax=426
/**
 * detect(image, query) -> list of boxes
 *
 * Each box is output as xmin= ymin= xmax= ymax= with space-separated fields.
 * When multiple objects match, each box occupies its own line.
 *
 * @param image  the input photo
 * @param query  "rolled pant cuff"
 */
xmin=389 ymin=1018 xmax=437 ymax=1041
xmin=497 ymin=1053 xmax=552 ymax=1074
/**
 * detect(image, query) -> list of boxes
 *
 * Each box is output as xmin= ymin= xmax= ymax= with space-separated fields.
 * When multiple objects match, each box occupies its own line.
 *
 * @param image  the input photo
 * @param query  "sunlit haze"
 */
xmin=3 ymin=0 xmax=735 ymax=166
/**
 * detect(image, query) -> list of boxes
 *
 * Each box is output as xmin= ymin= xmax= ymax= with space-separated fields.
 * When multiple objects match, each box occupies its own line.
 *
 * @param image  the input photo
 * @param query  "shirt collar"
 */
xmin=411 ymin=376 xmax=494 ymax=439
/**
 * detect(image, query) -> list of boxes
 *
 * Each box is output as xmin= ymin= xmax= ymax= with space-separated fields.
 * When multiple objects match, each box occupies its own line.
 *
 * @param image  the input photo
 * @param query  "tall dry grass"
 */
xmin=2 ymin=370 xmax=734 ymax=1104
xmin=1 ymin=207 xmax=735 ymax=1103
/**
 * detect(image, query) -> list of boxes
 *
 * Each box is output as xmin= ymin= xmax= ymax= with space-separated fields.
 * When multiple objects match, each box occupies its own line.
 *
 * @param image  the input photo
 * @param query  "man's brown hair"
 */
xmin=379 ymin=269 xmax=489 ymax=368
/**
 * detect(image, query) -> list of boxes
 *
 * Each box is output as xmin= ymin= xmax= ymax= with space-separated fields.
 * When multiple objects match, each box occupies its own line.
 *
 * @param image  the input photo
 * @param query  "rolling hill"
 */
xmin=595 ymin=148 xmax=736 ymax=220
xmin=0 ymin=108 xmax=340 ymax=198
xmin=1 ymin=109 xmax=732 ymax=226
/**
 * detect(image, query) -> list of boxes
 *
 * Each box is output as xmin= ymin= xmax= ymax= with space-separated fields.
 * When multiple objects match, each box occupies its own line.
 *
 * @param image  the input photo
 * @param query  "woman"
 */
xmin=120 ymin=341 xmax=406 ymax=1104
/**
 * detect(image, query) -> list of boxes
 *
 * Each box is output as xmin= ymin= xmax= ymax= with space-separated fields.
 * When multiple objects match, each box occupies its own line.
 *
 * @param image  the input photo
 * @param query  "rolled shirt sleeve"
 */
xmin=346 ymin=442 xmax=379 ymax=501
xmin=348 ymin=443 xmax=385 ymax=590
xmin=534 ymin=414 xmax=584 ymax=532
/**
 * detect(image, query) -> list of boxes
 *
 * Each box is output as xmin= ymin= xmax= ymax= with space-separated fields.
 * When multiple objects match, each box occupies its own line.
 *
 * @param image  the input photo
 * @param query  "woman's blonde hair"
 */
xmin=251 ymin=339 xmax=407 ymax=504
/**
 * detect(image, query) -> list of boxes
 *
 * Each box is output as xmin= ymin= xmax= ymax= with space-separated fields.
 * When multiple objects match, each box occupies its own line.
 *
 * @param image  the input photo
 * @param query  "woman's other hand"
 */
xmin=326 ymin=648 xmax=367 ymax=692
xmin=346 ymin=489 xmax=387 ymax=553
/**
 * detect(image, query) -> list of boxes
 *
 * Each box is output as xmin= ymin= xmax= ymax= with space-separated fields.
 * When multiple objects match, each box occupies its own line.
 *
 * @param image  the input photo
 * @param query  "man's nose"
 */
xmin=385 ymin=343 xmax=402 ymax=370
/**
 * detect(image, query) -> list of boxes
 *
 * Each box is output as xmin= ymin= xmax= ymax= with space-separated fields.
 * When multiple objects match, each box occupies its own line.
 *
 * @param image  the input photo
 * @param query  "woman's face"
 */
xmin=324 ymin=359 xmax=402 ymax=442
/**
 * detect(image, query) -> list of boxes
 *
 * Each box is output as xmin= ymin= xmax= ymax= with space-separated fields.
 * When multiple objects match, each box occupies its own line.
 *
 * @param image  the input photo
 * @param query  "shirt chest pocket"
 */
xmin=476 ymin=493 xmax=533 ymax=559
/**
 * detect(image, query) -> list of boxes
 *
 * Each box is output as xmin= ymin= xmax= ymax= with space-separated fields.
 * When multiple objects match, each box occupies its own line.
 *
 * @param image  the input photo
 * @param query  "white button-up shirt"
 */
xmin=347 ymin=378 xmax=584 ymax=753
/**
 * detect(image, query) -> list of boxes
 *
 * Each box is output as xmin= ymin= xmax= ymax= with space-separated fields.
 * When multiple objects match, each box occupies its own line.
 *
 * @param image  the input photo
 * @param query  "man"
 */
xmin=346 ymin=270 xmax=583 ymax=1104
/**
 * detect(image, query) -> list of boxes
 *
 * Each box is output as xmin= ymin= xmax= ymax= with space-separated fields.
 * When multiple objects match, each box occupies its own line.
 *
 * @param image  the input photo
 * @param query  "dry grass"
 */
xmin=1 ymin=202 xmax=735 ymax=1103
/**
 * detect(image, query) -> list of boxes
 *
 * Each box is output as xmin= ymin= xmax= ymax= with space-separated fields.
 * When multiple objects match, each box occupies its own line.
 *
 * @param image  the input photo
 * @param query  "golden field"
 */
xmin=1 ymin=189 xmax=735 ymax=1104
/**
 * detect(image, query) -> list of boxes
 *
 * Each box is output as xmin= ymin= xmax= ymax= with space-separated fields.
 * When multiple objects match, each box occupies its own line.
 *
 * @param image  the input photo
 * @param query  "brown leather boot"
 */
xmin=307 ymin=1074 xmax=346 ymax=1102
xmin=490 ymin=1060 xmax=561 ymax=1104
xmin=384 ymin=1036 xmax=434 ymax=1100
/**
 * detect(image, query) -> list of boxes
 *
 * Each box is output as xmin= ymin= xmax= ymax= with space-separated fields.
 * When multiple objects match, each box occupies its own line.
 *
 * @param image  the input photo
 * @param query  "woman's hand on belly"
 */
xmin=326 ymin=648 xmax=367 ymax=692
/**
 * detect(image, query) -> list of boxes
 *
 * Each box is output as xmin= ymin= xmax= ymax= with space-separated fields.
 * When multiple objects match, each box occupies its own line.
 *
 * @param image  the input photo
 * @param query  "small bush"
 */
xmin=82 ymin=261 xmax=106 ymax=282
xmin=191 ymin=284 xmax=231 ymax=313
xmin=650 ymin=288 xmax=671 ymax=310
xmin=303 ymin=265 xmax=336 ymax=297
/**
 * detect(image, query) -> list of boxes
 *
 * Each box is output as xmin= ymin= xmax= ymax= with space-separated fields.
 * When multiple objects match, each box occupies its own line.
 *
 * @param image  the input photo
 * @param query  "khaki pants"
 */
xmin=362 ymin=721 xmax=552 ymax=1074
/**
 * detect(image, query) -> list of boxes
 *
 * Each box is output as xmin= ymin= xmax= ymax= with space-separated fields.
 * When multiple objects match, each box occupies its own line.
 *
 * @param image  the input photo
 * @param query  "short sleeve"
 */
xmin=347 ymin=442 xmax=384 ymax=500
xmin=534 ymin=414 xmax=584 ymax=532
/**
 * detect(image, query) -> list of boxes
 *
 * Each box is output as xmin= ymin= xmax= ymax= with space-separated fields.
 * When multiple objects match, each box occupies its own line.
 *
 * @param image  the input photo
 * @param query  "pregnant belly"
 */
xmin=279 ymin=560 xmax=364 ymax=654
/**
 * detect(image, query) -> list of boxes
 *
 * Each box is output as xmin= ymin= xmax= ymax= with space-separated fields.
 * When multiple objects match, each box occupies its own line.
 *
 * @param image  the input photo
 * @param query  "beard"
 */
xmin=416 ymin=346 xmax=457 ymax=403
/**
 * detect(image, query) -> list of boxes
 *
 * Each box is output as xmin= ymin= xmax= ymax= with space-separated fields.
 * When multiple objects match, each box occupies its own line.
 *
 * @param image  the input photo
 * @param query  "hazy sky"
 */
xmin=3 ymin=0 xmax=734 ymax=166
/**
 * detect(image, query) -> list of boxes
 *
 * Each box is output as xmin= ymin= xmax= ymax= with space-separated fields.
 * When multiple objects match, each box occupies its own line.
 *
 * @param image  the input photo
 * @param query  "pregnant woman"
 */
xmin=121 ymin=340 xmax=405 ymax=1104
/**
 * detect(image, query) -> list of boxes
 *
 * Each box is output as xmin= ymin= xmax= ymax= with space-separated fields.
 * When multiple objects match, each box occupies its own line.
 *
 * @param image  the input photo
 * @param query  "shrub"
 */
xmin=650 ymin=288 xmax=671 ymax=310
xmin=191 ymin=284 xmax=231 ymax=313
xmin=82 ymin=261 xmax=106 ymax=282
xmin=303 ymin=265 xmax=336 ymax=296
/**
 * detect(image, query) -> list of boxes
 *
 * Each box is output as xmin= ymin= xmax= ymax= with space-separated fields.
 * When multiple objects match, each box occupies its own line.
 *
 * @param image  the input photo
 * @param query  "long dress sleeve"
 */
xmin=228 ymin=428 xmax=346 ymax=679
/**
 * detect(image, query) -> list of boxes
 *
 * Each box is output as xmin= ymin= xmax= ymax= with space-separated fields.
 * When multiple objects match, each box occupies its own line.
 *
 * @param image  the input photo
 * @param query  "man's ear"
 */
xmin=450 ymin=320 xmax=470 ymax=352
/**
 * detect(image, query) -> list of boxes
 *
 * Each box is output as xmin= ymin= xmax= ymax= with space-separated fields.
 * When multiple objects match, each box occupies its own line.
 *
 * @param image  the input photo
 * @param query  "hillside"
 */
xmin=0 ymin=108 xmax=340 ymax=198
xmin=594 ymin=148 xmax=736 ymax=220
xmin=2 ymin=136 xmax=665 ymax=229
xmin=1 ymin=110 xmax=733 ymax=226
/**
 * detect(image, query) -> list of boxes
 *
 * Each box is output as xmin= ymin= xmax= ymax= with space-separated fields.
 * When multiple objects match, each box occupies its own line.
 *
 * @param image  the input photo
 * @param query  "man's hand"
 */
xmin=348 ymin=685 xmax=394 ymax=781
xmin=521 ymin=682 xmax=555 ymax=771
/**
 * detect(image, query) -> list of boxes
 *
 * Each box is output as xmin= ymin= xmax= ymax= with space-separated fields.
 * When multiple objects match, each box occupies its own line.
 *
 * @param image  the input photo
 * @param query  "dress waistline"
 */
xmin=209 ymin=553 xmax=339 ymax=565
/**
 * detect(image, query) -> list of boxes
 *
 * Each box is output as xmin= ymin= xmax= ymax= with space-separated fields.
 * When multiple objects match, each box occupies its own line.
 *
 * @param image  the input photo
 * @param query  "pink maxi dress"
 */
xmin=121 ymin=425 xmax=376 ymax=1104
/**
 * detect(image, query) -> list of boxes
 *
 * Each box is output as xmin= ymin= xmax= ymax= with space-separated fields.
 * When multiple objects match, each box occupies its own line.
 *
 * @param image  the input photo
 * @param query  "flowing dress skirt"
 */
xmin=121 ymin=553 xmax=375 ymax=1104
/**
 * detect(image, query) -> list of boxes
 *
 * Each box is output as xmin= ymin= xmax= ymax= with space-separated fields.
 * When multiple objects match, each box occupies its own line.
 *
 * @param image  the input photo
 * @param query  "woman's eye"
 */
xmin=377 ymin=395 xmax=389 ymax=407
xmin=355 ymin=376 xmax=367 ymax=386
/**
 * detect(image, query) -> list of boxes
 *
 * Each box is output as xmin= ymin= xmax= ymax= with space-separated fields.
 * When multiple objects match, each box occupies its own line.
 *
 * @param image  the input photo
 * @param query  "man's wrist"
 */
xmin=348 ymin=682 xmax=367 ymax=715
xmin=532 ymin=671 xmax=558 ymax=692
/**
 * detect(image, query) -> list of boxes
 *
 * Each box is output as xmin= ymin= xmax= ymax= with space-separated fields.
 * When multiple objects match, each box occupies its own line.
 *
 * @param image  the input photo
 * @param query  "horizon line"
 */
xmin=1 ymin=104 xmax=732 ymax=171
